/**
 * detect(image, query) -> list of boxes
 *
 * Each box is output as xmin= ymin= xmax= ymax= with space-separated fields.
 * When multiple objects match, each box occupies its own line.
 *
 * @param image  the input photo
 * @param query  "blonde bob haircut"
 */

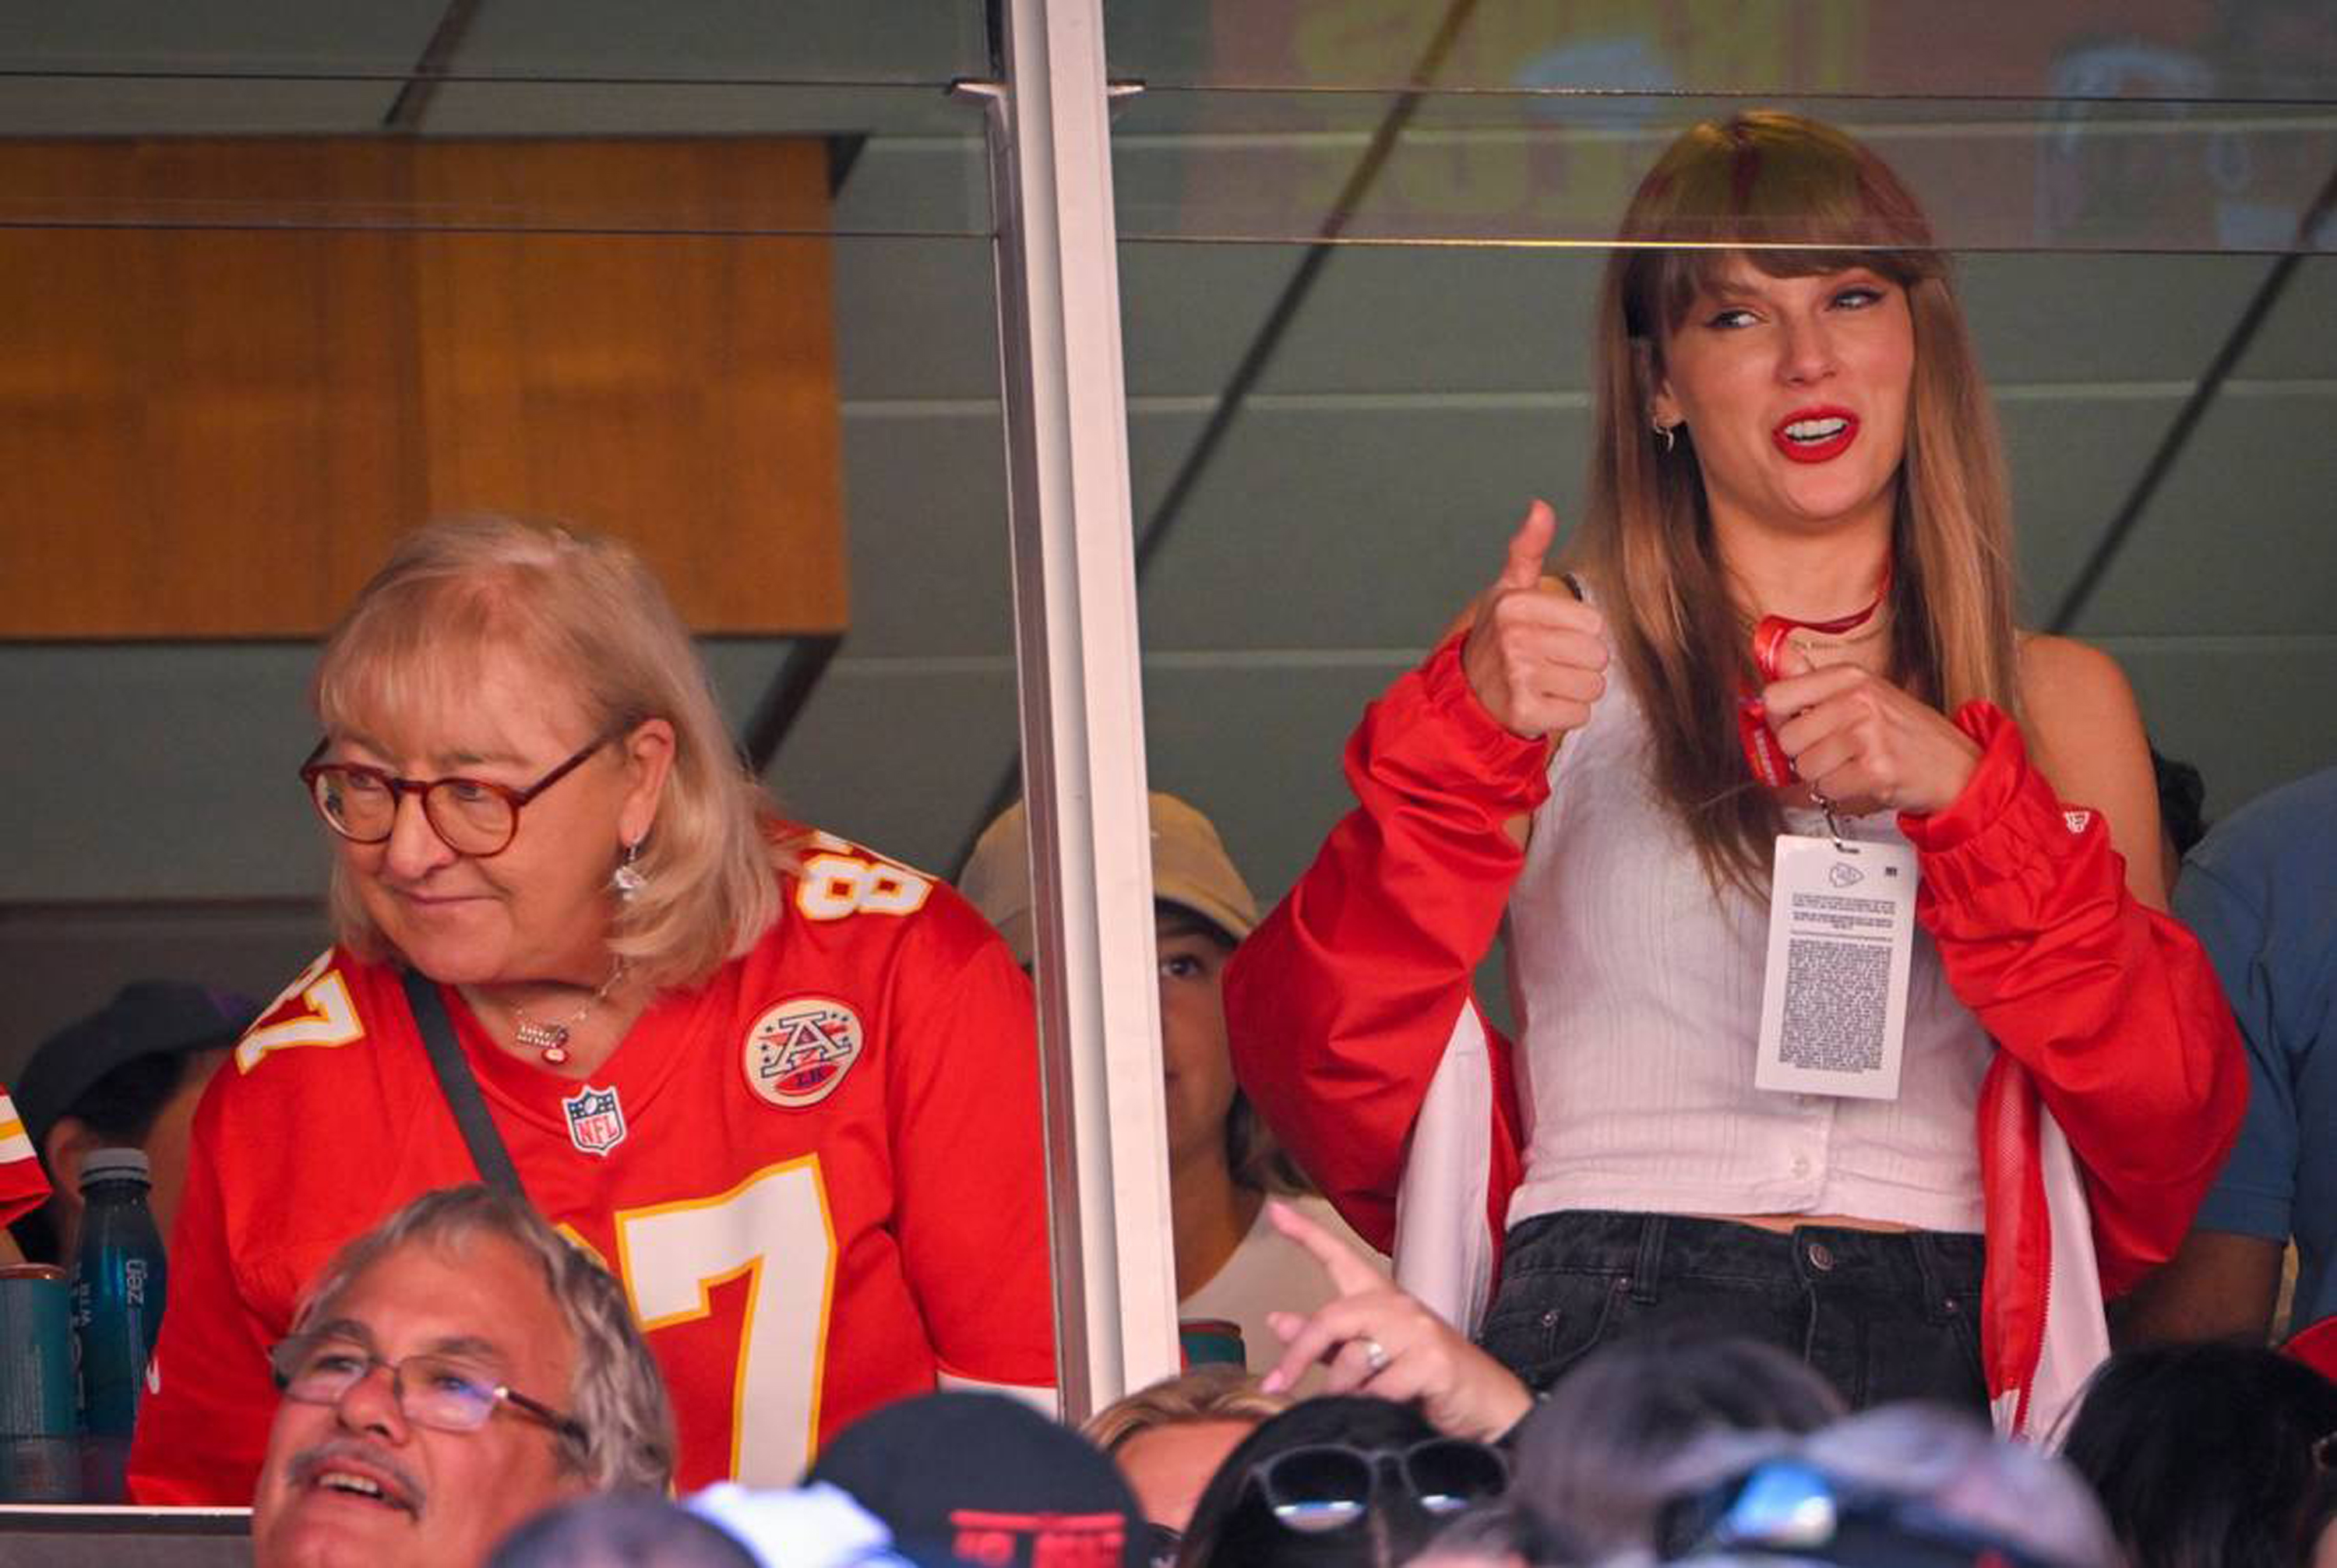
xmin=312 ymin=516 xmax=784 ymax=989
xmin=1080 ymin=1364 xmax=1292 ymax=1454
xmin=1573 ymin=111 xmax=2022 ymax=894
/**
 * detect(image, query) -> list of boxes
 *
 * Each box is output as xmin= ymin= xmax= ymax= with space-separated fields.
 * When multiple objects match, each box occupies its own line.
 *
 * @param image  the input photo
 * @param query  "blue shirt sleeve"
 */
xmin=2175 ymin=858 xmax=2296 ymax=1241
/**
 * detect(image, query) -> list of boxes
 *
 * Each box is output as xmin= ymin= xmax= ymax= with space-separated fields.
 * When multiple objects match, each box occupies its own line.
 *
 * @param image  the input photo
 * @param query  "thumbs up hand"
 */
xmin=1458 ymin=501 xmax=1608 ymax=740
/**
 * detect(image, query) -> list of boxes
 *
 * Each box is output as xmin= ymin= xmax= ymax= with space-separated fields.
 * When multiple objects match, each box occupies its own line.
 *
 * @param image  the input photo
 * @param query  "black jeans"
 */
xmin=1476 ymin=1210 xmax=1988 ymax=1415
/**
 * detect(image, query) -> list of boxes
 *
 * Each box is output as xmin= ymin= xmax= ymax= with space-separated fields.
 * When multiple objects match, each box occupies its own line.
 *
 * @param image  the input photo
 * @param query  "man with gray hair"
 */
xmin=250 ymin=1184 xmax=674 ymax=1568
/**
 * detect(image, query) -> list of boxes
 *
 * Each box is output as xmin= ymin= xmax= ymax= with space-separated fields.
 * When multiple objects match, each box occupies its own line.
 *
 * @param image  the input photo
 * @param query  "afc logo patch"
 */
xmin=562 ymin=1084 xmax=627 ymax=1158
xmin=744 ymin=996 xmax=865 ymax=1110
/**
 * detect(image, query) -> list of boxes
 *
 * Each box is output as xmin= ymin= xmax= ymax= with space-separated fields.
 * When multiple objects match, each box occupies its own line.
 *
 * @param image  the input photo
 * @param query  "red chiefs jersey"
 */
xmin=0 ymin=1084 xmax=49 ymax=1227
xmin=129 ymin=837 xmax=1055 ymax=1503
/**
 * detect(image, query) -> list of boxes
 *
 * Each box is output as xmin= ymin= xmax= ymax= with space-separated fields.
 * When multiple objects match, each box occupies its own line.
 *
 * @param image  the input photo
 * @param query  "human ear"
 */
xmin=42 ymin=1116 xmax=98 ymax=1227
xmin=1635 ymin=336 xmax=1683 ymax=432
xmin=615 ymin=718 xmax=678 ymax=848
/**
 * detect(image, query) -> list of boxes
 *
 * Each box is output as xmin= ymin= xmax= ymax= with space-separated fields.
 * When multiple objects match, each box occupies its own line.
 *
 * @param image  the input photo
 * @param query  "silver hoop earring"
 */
xmin=1653 ymin=420 xmax=1678 ymax=454
xmin=612 ymin=839 xmax=647 ymax=901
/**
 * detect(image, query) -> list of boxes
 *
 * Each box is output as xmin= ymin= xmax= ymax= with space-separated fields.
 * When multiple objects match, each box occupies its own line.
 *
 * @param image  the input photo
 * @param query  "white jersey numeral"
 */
xmin=613 ymin=1159 xmax=837 ymax=1485
xmin=795 ymin=851 xmax=933 ymax=922
xmin=236 ymin=952 xmax=365 ymax=1073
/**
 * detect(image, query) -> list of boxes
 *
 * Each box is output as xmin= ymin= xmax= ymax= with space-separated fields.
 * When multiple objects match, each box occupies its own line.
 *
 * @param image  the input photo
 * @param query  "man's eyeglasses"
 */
xmin=299 ymin=735 xmax=613 ymax=858
xmin=1658 ymin=1458 xmax=2072 ymax=1568
xmin=270 ymin=1334 xmax=588 ymax=1450
xmin=1243 ymin=1438 xmax=1510 ymax=1534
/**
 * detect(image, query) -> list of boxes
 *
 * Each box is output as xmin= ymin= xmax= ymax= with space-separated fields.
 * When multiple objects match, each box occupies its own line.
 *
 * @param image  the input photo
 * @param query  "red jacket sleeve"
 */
xmin=1900 ymin=701 xmax=2249 ymax=1299
xmin=0 ymin=1084 xmax=50 ymax=1228
xmin=125 ymin=1087 xmax=278 ymax=1504
xmin=1225 ymin=637 xmax=1543 ymax=1252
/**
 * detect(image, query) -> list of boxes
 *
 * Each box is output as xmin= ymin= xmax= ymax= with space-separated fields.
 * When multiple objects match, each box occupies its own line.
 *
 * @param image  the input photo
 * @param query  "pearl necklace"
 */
xmin=510 ymin=959 xmax=629 ymax=1067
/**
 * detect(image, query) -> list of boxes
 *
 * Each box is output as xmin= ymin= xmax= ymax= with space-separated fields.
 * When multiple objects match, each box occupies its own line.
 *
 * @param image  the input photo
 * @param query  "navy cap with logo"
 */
xmin=809 ymin=1391 xmax=1144 ymax=1568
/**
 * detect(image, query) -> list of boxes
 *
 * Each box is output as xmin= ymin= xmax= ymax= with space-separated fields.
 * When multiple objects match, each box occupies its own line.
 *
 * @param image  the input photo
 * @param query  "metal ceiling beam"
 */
xmin=2049 ymin=158 xmax=2337 ymax=632
xmin=738 ymin=633 xmax=843 ymax=776
xmin=382 ymin=0 xmax=483 ymax=132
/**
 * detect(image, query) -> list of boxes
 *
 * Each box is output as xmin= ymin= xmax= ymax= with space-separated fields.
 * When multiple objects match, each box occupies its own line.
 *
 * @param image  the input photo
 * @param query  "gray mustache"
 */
xmin=288 ymin=1436 xmax=428 ymax=1513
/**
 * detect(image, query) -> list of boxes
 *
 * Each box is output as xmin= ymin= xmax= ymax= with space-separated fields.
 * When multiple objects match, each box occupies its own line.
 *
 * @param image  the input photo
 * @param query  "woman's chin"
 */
xmin=380 ymin=916 xmax=509 ymax=985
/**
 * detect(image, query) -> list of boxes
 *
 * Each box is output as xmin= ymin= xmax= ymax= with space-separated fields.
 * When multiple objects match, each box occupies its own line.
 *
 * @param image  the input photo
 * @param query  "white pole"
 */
xmin=962 ymin=0 xmax=1180 ymax=1420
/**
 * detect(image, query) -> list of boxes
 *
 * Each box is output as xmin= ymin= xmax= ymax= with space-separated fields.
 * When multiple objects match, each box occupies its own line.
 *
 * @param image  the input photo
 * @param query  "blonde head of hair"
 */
xmin=1080 ymin=1364 xmax=1292 ymax=1454
xmin=312 ymin=516 xmax=784 ymax=988
xmin=1574 ymin=111 xmax=2020 ymax=893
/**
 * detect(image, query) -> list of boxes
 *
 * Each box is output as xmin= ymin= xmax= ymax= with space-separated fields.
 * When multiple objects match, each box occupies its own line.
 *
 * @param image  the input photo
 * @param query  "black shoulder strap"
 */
xmin=400 ymin=968 xmax=527 ymax=1200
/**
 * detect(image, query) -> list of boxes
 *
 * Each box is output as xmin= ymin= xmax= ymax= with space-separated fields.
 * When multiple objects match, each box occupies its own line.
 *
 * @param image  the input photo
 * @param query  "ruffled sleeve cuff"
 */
xmin=1406 ymin=632 xmax=1556 ymax=811
xmin=1897 ymin=699 xmax=2109 ymax=918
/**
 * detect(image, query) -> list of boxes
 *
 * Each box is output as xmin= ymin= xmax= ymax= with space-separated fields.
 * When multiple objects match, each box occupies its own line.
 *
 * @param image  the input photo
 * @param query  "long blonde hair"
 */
xmin=312 ymin=516 xmax=784 ymax=988
xmin=1573 ymin=111 xmax=2021 ymax=893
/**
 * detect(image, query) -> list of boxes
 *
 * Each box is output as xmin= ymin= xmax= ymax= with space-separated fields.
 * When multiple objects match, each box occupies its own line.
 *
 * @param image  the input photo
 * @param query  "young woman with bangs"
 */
xmin=1224 ymin=111 xmax=2245 ymax=1432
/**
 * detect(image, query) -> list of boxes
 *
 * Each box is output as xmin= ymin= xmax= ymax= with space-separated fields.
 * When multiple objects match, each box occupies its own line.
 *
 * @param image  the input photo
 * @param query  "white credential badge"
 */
xmin=1754 ymin=830 xmax=1919 ymax=1101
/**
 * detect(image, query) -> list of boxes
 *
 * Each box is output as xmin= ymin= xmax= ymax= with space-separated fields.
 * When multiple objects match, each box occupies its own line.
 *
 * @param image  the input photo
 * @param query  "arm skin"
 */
xmin=1901 ymin=637 xmax=2249 ymax=1300
xmin=1223 ymin=637 xmax=1543 ymax=1253
xmin=2114 ymin=1229 xmax=2284 ymax=1344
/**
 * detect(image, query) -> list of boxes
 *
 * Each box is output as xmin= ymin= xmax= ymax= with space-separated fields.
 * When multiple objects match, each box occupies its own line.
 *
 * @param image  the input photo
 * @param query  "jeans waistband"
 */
xmin=1503 ymin=1210 xmax=1985 ymax=1309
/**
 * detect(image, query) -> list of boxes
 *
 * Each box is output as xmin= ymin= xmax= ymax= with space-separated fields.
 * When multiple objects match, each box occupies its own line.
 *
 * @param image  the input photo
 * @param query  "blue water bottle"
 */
xmin=70 ymin=1148 xmax=167 ymax=1499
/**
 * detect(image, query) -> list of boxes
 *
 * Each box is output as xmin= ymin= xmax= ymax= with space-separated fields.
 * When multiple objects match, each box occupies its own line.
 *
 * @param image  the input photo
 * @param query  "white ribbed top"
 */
xmin=1503 ymin=643 xmax=1988 ymax=1234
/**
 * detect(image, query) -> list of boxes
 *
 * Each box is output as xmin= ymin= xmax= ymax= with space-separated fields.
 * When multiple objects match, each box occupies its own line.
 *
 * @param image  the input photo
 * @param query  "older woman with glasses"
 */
xmin=131 ymin=516 xmax=1055 ymax=1505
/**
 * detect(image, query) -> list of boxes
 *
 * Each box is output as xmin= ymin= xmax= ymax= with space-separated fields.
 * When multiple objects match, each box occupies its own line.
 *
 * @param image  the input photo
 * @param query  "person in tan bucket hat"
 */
xmin=961 ymin=792 xmax=1385 ymax=1381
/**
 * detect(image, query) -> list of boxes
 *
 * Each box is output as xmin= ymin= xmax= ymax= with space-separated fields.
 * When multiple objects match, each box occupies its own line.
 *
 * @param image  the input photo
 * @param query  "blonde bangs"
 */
xmin=314 ymin=569 xmax=590 ymax=749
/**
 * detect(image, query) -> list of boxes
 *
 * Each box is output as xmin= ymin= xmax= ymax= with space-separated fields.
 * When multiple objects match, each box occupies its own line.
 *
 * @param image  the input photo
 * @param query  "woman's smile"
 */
xmin=1771 ymin=404 xmax=1859 ymax=463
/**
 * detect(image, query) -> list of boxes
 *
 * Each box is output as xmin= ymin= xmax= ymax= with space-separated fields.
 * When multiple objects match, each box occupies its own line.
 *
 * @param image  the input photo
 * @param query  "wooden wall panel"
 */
xmin=0 ymin=138 xmax=845 ymax=638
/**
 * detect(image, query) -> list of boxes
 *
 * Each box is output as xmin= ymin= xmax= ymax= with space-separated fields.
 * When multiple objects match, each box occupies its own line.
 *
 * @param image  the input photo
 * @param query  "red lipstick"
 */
xmin=1771 ymin=406 xmax=1858 ymax=463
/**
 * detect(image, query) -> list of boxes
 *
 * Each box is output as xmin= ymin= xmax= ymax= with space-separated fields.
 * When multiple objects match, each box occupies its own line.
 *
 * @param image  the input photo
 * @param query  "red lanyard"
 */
xmin=1736 ymin=562 xmax=1891 ymax=789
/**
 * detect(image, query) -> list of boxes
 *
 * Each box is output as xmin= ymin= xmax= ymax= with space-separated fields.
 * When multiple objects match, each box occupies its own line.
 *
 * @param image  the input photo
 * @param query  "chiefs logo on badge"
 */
xmin=744 ymin=997 xmax=865 ymax=1109
xmin=562 ymin=1084 xmax=627 ymax=1158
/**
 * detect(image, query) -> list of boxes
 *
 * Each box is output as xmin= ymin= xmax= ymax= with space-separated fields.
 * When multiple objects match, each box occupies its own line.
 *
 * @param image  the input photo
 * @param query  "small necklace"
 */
xmin=510 ymin=959 xmax=628 ymax=1067
xmin=1736 ymin=559 xmax=1894 ymax=791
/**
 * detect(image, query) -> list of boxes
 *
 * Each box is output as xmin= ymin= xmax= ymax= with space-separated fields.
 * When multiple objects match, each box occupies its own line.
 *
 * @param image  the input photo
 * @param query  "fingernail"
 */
xmin=1259 ymin=1371 xmax=1286 ymax=1394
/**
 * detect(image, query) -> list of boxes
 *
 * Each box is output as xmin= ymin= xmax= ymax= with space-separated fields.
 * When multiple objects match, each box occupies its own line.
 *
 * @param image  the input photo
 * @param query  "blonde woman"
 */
xmin=1226 ymin=113 xmax=2244 ymax=1433
xmin=132 ymin=518 xmax=1053 ymax=1503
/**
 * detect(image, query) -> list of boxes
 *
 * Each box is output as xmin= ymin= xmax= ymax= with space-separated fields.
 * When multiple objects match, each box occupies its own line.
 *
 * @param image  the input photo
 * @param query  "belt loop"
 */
xmin=1630 ymin=1214 xmax=1665 ymax=1305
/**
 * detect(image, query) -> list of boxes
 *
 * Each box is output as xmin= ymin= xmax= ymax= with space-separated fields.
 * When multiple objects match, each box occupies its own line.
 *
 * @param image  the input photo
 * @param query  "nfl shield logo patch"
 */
xmin=562 ymin=1084 xmax=627 ymax=1158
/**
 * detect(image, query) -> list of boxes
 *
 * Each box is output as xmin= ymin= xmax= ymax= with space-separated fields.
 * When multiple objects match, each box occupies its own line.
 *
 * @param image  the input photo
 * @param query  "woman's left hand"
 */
xmin=1760 ymin=650 xmax=1981 ymax=819
xmin=1256 ymin=1200 xmax=1532 ymax=1443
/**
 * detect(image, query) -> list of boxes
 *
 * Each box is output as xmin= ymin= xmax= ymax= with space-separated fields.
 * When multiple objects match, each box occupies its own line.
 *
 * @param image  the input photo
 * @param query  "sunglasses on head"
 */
xmin=1242 ymin=1438 xmax=1510 ymax=1535
xmin=1657 ymin=1458 xmax=2074 ymax=1568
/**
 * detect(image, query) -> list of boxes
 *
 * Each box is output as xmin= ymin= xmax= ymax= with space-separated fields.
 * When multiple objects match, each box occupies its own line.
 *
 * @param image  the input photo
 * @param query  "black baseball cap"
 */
xmin=809 ymin=1392 xmax=1145 ymax=1568
xmin=15 ymin=981 xmax=256 ymax=1154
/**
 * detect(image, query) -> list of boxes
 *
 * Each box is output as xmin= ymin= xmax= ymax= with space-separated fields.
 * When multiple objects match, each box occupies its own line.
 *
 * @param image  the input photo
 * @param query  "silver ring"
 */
xmin=1360 ymin=1337 xmax=1391 ymax=1376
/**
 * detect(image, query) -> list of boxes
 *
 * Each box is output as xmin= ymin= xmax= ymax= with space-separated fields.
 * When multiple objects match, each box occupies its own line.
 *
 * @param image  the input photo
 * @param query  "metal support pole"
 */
xmin=958 ymin=0 xmax=1179 ymax=1421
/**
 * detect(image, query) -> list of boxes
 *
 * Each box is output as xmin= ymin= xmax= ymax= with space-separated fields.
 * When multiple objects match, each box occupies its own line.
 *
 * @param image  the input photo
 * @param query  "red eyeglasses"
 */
xmin=299 ymin=735 xmax=612 ymax=858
